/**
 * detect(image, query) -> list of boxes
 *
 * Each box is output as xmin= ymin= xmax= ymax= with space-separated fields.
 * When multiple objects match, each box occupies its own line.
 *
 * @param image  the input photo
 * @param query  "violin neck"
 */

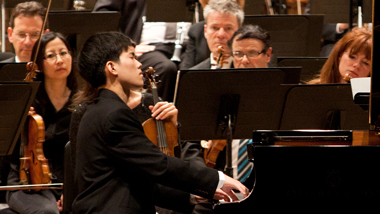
xmin=151 ymin=84 xmax=160 ymax=104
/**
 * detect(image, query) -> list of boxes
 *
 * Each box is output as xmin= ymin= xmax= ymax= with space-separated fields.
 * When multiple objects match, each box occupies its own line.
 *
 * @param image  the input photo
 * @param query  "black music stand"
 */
xmin=0 ymin=82 xmax=40 ymax=155
xmin=243 ymin=15 xmax=323 ymax=57
xmin=48 ymin=11 xmax=120 ymax=57
xmin=0 ymin=62 xmax=28 ymax=81
xmin=174 ymin=67 xmax=300 ymax=176
xmin=277 ymin=57 xmax=328 ymax=83
xmin=279 ymin=84 xmax=369 ymax=130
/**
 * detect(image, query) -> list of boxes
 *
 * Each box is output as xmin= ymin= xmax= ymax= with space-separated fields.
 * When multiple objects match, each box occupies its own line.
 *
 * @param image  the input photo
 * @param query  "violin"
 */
xmin=19 ymin=107 xmax=52 ymax=190
xmin=142 ymin=67 xmax=179 ymax=157
xmin=203 ymin=140 xmax=226 ymax=168
xmin=343 ymin=73 xmax=352 ymax=82
xmin=214 ymin=46 xmax=227 ymax=69
xmin=19 ymin=0 xmax=53 ymax=191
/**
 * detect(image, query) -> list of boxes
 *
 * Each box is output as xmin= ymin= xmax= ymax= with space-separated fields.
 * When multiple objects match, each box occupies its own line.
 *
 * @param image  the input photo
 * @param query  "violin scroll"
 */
xmin=24 ymin=62 xmax=40 ymax=82
xmin=343 ymin=73 xmax=352 ymax=82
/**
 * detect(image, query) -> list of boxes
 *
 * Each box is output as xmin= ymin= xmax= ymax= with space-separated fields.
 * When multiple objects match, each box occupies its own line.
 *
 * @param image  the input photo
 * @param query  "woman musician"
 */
xmin=7 ymin=32 xmax=77 ymax=214
xmin=308 ymin=27 xmax=372 ymax=84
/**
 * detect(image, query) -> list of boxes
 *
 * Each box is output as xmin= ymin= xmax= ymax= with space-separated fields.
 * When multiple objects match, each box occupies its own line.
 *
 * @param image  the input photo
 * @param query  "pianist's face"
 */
xmin=338 ymin=48 xmax=371 ymax=82
xmin=7 ymin=15 xmax=44 ymax=62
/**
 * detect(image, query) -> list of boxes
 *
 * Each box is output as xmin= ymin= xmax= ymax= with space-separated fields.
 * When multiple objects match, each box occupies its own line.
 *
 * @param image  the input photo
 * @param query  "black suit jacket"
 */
xmin=0 ymin=57 xmax=16 ymax=63
xmin=190 ymin=58 xmax=211 ymax=70
xmin=73 ymin=89 xmax=219 ymax=214
xmin=180 ymin=21 xmax=210 ymax=70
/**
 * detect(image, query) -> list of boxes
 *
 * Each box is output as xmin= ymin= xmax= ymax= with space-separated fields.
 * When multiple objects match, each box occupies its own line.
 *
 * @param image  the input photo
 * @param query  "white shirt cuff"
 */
xmin=217 ymin=171 xmax=225 ymax=189
xmin=189 ymin=194 xmax=197 ymax=204
xmin=336 ymin=24 xmax=345 ymax=34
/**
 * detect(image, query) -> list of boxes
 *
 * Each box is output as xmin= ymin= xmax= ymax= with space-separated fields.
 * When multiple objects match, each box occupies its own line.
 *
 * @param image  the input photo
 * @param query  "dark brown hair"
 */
xmin=9 ymin=1 xmax=48 ymax=29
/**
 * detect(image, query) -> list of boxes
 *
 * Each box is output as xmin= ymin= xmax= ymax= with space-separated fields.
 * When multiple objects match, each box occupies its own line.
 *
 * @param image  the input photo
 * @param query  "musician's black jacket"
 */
xmin=73 ymin=89 xmax=219 ymax=214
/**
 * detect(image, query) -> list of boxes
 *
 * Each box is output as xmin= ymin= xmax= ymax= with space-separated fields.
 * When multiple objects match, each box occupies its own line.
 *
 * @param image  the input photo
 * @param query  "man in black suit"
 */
xmin=180 ymin=0 xmax=244 ymax=70
xmin=1 ymin=1 xmax=49 ymax=63
xmin=72 ymin=31 xmax=248 ymax=214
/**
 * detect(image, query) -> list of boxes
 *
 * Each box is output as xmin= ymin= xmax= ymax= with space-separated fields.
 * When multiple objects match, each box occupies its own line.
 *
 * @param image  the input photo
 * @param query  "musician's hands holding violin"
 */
xmin=149 ymin=102 xmax=178 ymax=127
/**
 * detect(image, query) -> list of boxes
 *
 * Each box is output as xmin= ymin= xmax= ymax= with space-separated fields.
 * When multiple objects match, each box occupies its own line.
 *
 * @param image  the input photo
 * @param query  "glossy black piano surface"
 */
xmin=214 ymin=145 xmax=380 ymax=213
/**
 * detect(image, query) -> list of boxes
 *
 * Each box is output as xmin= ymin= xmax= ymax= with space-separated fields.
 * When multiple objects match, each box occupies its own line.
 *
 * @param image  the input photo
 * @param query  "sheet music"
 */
xmin=350 ymin=77 xmax=370 ymax=99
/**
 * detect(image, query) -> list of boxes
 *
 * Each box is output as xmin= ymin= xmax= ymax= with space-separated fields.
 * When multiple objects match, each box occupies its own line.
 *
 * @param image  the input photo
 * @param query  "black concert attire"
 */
xmin=179 ymin=21 xmax=210 ymax=70
xmin=72 ymin=89 xmax=220 ymax=214
xmin=6 ymin=86 xmax=76 ymax=214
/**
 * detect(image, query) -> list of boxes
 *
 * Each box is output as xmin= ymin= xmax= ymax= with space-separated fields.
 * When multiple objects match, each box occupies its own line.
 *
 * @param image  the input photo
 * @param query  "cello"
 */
xmin=142 ymin=67 xmax=179 ymax=157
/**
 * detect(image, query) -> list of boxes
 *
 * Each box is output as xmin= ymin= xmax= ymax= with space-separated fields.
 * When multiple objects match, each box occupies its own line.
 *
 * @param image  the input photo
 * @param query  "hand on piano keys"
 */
xmin=215 ymin=174 xmax=249 ymax=202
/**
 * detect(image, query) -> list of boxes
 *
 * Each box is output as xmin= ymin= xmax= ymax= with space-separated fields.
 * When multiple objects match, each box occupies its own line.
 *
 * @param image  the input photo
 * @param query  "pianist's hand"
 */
xmin=217 ymin=174 xmax=249 ymax=202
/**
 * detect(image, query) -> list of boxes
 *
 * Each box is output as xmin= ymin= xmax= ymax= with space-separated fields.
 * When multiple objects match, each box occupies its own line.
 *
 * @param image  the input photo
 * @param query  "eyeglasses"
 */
xmin=14 ymin=32 xmax=41 ymax=41
xmin=44 ymin=51 xmax=71 ymax=62
xmin=232 ymin=50 xmax=265 ymax=60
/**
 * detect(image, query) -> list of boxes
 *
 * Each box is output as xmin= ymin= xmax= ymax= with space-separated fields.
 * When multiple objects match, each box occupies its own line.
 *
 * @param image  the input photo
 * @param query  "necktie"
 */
xmin=237 ymin=139 xmax=253 ymax=182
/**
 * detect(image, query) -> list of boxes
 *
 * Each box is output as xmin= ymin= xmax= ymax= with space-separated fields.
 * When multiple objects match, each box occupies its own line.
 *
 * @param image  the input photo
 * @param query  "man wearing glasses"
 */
xmin=1 ymin=1 xmax=49 ymax=63
xmin=229 ymin=24 xmax=272 ymax=68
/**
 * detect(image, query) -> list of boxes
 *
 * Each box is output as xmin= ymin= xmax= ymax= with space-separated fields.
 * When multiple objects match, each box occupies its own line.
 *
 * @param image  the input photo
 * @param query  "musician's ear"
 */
xmin=266 ymin=47 xmax=272 ymax=63
xmin=105 ymin=61 xmax=117 ymax=76
xmin=7 ymin=27 xmax=13 ymax=43
xmin=44 ymin=29 xmax=50 ymax=34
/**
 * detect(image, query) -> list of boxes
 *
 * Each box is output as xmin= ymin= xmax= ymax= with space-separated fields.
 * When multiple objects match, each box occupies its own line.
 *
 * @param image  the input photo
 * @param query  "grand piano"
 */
xmin=214 ymin=131 xmax=380 ymax=213
xmin=213 ymin=0 xmax=380 ymax=213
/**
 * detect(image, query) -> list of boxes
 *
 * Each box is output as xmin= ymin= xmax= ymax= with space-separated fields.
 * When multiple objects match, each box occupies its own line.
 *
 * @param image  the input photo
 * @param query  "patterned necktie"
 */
xmin=237 ymin=139 xmax=253 ymax=182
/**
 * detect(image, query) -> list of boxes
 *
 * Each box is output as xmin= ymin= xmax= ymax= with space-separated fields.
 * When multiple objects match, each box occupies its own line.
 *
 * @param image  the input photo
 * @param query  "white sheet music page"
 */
xmin=350 ymin=77 xmax=370 ymax=99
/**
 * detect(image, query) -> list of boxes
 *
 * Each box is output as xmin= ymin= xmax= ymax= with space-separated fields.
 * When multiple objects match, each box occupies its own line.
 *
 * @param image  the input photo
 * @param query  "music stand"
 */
xmin=48 ymin=11 xmax=120 ymax=57
xmin=0 ymin=62 xmax=28 ymax=81
xmin=145 ymin=0 xmax=193 ymax=22
xmin=243 ymin=15 xmax=323 ymax=58
xmin=279 ymin=84 xmax=369 ymax=130
xmin=244 ymin=0 xmax=267 ymax=15
xmin=277 ymin=57 xmax=327 ymax=83
xmin=0 ymin=82 xmax=40 ymax=155
xmin=174 ymin=67 xmax=300 ymax=176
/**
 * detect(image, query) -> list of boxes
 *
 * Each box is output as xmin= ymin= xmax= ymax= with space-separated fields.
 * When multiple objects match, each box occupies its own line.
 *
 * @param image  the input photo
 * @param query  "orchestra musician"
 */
xmin=307 ymin=27 xmax=372 ymax=84
xmin=6 ymin=32 xmax=77 ymax=214
xmin=229 ymin=24 xmax=272 ymax=68
xmin=180 ymin=0 xmax=244 ymax=70
xmin=0 ymin=1 xmax=49 ymax=63
xmin=71 ymin=31 xmax=248 ymax=214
